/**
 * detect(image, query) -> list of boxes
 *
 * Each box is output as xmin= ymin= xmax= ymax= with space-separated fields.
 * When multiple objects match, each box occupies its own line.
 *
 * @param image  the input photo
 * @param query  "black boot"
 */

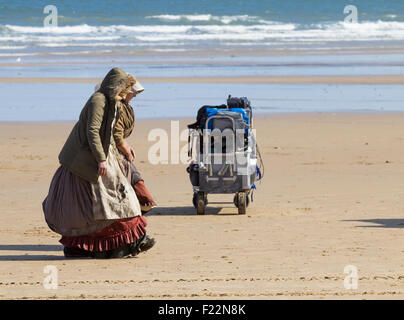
xmin=129 ymin=234 xmax=156 ymax=256
xmin=109 ymin=245 xmax=131 ymax=259
xmin=92 ymin=245 xmax=132 ymax=259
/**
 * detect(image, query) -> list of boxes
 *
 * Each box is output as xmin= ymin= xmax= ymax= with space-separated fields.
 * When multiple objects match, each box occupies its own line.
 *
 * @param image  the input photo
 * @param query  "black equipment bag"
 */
xmin=187 ymin=95 xmax=252 ymax=130
xmin=187 ymin=104 xmax=228 ymax=130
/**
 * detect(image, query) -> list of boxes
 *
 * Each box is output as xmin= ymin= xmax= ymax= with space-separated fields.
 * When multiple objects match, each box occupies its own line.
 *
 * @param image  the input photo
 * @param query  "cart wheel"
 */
xmin=192 ymin=192 xmax=197 ymax=208
xmin=193 ymin=192 xmax=207 ymax=208
xmin=237 ymin=192 xmax=247 ymax=215
xmin=196 ymin=192 xmax=206 ymax=215
xmin=234 ymin=192 xmax=250 ymax=208
xmin=203 ymin=192 xmax=208 ymax=205
xmin=233 ymin=194 xmax=238 ymax=207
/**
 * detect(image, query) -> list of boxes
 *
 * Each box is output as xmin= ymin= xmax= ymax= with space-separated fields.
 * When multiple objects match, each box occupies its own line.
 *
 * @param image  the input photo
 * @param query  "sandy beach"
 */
xmin=0 ymin=112 xmax=404 ymax=299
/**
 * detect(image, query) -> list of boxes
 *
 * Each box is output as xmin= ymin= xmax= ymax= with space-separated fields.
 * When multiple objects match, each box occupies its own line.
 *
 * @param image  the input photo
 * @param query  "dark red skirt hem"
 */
xmin=60 ymin=216 xmax=147 ymax=252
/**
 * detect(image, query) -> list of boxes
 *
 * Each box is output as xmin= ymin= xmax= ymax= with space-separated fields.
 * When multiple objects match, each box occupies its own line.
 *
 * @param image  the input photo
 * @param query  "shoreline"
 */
xmin=1 ymin=75 xmax=404 ymax=84
xmin=3 ymin=45 xmax=404 ymax=61
xmin=2 ymin=111 xmax=404 ymax=124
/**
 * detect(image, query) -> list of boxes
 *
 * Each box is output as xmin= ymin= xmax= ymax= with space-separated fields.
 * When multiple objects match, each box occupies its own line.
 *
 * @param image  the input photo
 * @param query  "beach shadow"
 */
xmin=0 ymin=244 xmax=62 ymax=251
xmin=0 ymin=255 xmax=66 ymax=261
xmin=147 ymin=206 xmax=238 ymax=216
xmin=343 ymin=219 xmax=404 ymax=229
xmin=0 ymin=244 xmax=64 ymax=261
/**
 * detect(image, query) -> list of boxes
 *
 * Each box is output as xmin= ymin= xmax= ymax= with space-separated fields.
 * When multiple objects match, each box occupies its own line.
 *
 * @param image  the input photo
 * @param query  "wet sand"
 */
xmin=1 ymin=113 xmax=404 ymax=299
xmin=1 ymin=75 xmax=404 ymax=84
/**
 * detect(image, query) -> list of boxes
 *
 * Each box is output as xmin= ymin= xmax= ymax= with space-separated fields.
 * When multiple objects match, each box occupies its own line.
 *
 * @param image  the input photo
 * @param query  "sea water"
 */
xmin=0 ymin=0 xmax=404 ymax=120
xmin=1 ymin=0 xmax=404 ymax=55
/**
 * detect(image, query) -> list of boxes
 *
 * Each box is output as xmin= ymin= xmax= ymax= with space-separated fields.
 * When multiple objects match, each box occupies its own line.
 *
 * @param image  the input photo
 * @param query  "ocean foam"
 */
xmin=4 ymin=24 xmax=99 ymax=34
xmin=145 ymin=14 xmax=260 ymax=24
xmin=1 ymin=20 xmax=404 ymax=57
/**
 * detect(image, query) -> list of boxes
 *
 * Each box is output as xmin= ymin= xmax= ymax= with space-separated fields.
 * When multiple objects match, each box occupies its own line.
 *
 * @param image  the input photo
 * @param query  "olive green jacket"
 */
xmin=58 ymin=67 xmax=135 ymax=183
xmin=113 ymin=101 xmax=135 ymax=147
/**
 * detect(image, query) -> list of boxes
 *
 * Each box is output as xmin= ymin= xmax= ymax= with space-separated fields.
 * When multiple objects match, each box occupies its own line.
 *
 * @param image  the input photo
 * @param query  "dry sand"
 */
xmin=1 ymin=113 xmax=404 ymax=299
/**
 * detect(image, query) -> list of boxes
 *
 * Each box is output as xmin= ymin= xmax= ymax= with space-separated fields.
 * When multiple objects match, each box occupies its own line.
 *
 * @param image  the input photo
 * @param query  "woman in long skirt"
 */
xmin=95 ymin=77 xmax=157 ymax=214
xmin=42 ymin=67 xmax=155 ymax=259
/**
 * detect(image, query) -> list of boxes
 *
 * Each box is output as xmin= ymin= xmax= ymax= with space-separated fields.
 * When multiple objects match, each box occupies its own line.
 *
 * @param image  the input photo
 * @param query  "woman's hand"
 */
xmin=125 ymin=147 xmax=135 ymax=162
xmin=129 ymin=147 xmax=136 ymax=161
xmin=117 ymin=140 xmax=135 ymax=162
xmin=98 ymin=161 xmax=108 ymax=176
